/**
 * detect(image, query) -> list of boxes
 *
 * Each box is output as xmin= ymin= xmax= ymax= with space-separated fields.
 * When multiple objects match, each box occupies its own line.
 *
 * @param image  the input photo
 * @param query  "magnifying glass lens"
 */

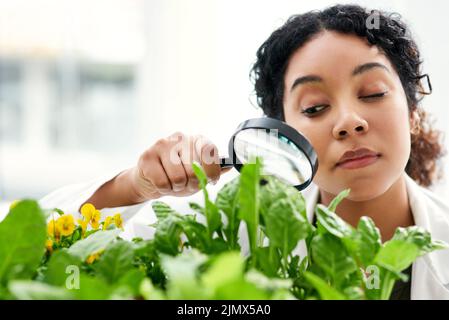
xmin=233 ymin=128 xmax=312 ymax=186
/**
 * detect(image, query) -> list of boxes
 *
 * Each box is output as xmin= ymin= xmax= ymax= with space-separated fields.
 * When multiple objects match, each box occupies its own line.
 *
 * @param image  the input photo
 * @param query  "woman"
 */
xmin=40 ymin=4 xmax=449 ymax=299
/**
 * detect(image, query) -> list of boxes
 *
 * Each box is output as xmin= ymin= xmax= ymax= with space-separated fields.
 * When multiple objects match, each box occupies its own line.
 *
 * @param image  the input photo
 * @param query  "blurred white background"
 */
xmin=0 ymin=0 xmax=448 ymax=206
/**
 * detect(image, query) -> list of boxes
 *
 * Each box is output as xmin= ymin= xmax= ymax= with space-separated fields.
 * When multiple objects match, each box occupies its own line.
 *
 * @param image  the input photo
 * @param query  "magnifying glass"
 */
xmin=219 ymin=118 xmax=318 ymax=191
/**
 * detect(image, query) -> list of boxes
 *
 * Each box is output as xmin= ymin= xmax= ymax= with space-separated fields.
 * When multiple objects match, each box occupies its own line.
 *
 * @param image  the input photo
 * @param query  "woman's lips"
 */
xmin=336 ymin=154 xmax=380 ymax=169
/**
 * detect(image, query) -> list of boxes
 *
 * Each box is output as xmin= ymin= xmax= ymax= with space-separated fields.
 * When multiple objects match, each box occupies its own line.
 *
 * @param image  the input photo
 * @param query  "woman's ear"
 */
xmin=409 ymin=109 xmax=421 ymax=135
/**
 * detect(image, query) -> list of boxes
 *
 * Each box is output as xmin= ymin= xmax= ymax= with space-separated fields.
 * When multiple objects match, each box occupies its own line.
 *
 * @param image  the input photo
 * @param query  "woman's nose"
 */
xmin=332 ymin=113 xmax=369 ymax=139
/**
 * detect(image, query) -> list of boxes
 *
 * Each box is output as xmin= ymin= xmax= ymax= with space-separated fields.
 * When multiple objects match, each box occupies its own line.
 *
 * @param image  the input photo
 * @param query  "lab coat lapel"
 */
xmin=291 ymin=183 xmax=320 ymax=258
xmin=404 ymin=174 xmax=449 ymax=299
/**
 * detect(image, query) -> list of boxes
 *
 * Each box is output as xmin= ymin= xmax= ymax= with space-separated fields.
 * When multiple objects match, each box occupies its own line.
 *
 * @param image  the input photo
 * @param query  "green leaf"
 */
xmin=133 ymin=239 xmax=157 ymax=260
xmin=179 ymin=216 xmax=210 ymax=253
xmin=73 ymin=274 xmax=115 ymax=300
xmin=0 ymin=200 xmax=47 ymax=284
xmin=246 ymin=269 xmax=293 ymax=290
xmin=151 ymin=201 xmax=178 ymax=220
xmin=310 ymin=234 xmax=358 ymax=289
xmin=303 ymin=272 xmax=346 ymax=300
xmin=188 ymin=202 xmax=205 ymax=215
xmin=263 ymin=199 xmax=310 ymax=257
xmin=201 ymin=254 xmax=270 ymax=300
xmin=202 ymin=251 xmax=244 ymax=290
xmin=114 ymin=269 xmax=146 ymax=297
xmin=161 ymin=250 xmax=209 ymax=299
xmin=8 ymin=280 xmax=74 ymax=300
xmin=256 ymin=247 xmax=281 ymax=278
xmin=207 ymin=237 xmax=228 ymax=254
xmin=212 ymin=278 xmax=269 ymax=300
xmin=95 ymin=241 xmax=135 ymax=284
xmin=216 ymin=178 xmax=241 ymax=249
xmin=238 ymin=157 xmax=261 ymax=261
xmin=288 ymin=255 xmax=305 ymax=279
xmin=204 ymin=197 xmax=222 ymax=237
xmin=44 ymin=249 xmax=82 ymax=286
xmin=374 ymin=239 xmax=419 ymax=273
xmin=356 ymin=217 xmax=382 ymax=266
xmin=315 ymin=204 xmax=354 ymax=239
xmin=286 ymin=188 xmax=308 ymax=221
xmin=261 ymin=176 xmax=308 ymax=220
xmin=67 ymin=229 xmax=121 ymax=261
xmin=132 ymin=240 xmax=165 ymax=287
xmin=391 ymin=226 xmax=448 ymax=256
xmin=192 ymin=162 xmax=222 ymax=236
xmin=151 ymin=202 xmax=186 ymax=255
xmin=154 ymin=215 xmax=183 ymax=255
xmin=71 ymin=228 xmax=82 ymax=242
xmin=192 ymin=160 xmax=209 ymax=189
xmin=139 ymin=278 xmax=166 ymax=300
xmin=342 ymin=286 xmax=364 ymax=300
xmin=328 ymin=189 xmax=350 ymax=212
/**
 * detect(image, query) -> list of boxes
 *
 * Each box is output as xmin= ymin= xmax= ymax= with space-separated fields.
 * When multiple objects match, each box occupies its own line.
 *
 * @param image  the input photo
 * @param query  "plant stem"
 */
xmin=282 ymin=229 xmax=289 ymax=278
xmin=380 ymin=271 xmax=395 ymax=300
xmin=258 ymin=229 xmax=265 ymax=247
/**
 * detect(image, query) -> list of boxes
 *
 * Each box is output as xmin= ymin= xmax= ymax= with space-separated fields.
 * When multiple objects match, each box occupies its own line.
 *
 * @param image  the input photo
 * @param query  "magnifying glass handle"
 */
xmin=220 ymin=157 xmax=234 ymax=169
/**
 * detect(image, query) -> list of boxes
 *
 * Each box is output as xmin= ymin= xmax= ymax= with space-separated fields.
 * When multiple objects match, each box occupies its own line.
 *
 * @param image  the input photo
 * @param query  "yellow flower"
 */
xmin=90 ymin=210 xmax=101 ymax=229
xmin=9 ymin=200 xmax=20 ymax=210
xmin=56 ymin=215 xmax=75 ymax=237
xmin=86 ymin=250 xmax=103 ymax=264
xmin=113 ymin=213 xmax=123 ymax=229
xmin=47 ymin=220 xmax=60 ymax=238
xmin=77 ymin=218 xmax=89 ymax=235
xmin=80 ymin=203 xmax=96 ymax=221
xmin=45 ymin=239 xmax=54 ymax=253
xmin=103 ymin=216 xmax=113 ymax=230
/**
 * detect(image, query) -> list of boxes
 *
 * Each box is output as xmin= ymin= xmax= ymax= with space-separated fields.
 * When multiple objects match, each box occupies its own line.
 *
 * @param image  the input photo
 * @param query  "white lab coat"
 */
xmin=39 ymin=170 xmax=449 ymax=299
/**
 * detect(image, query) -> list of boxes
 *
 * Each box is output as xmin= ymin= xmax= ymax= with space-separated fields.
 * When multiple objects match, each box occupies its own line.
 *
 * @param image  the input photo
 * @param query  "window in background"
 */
xmin=0 ymin=59 xmax=23 ymax=144
xmin=0 ymin=0 xmax=145 ymax=200
xmin=49 ymin=61 xmax=137 ymax=153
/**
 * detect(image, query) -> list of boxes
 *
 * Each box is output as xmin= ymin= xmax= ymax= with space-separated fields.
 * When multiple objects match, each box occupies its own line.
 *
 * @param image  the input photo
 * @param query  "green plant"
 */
xmin=0 ymin=158 xmax=446 ymax=300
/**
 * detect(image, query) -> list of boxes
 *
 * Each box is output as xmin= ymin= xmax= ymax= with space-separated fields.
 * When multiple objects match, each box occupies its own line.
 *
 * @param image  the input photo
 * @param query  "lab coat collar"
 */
xmin=300 ymin=172 xmax=449 ymax=299
xmin=403 ymin=173 xmax=449 ymax=299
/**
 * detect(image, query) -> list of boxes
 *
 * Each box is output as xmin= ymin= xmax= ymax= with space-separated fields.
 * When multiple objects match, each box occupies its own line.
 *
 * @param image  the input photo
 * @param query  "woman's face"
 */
xmin=283 ymin=31 xmax=413 ymax=201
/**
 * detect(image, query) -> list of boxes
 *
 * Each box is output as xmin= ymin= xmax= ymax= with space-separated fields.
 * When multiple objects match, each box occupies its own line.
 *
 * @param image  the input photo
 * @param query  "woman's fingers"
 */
xmin=179 ymin=140 xmax=200 ymax=192
xmin=194 ymin=135 xmax=221 ymax=184
xmin=159 ymin=149 xmax=188 ymax=192
xmin=134 ymin=131 xmax=232 ymax=200
xmin=138 ymin=149 xmax=172 ymax=195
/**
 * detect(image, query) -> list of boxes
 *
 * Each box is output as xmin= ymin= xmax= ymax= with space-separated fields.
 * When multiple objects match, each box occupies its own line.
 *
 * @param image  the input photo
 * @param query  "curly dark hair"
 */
xmin=250 ymin=4 xmax=445 ymax=187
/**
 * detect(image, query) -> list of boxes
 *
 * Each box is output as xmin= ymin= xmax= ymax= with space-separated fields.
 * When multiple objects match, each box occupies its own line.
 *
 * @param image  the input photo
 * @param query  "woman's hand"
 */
xmin=129 ymin=132 xmax=231 ymax=202
xmin=81 ymin=132 xmax=230 ymax=211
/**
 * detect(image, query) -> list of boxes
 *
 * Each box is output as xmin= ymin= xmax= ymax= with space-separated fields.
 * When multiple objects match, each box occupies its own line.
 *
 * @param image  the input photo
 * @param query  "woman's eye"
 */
xmin=299 ymin=92 xmax=387 ymax=116
xmin=359 ymin=92 xmax=388 ymax=100
xmin=301 ymin=104 xmax=329 ymax=116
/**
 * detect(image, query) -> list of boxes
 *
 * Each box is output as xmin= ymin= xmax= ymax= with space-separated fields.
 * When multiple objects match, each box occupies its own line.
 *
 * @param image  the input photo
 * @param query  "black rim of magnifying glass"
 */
xmin=220 ymin=117 xmax=319 ymax=191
